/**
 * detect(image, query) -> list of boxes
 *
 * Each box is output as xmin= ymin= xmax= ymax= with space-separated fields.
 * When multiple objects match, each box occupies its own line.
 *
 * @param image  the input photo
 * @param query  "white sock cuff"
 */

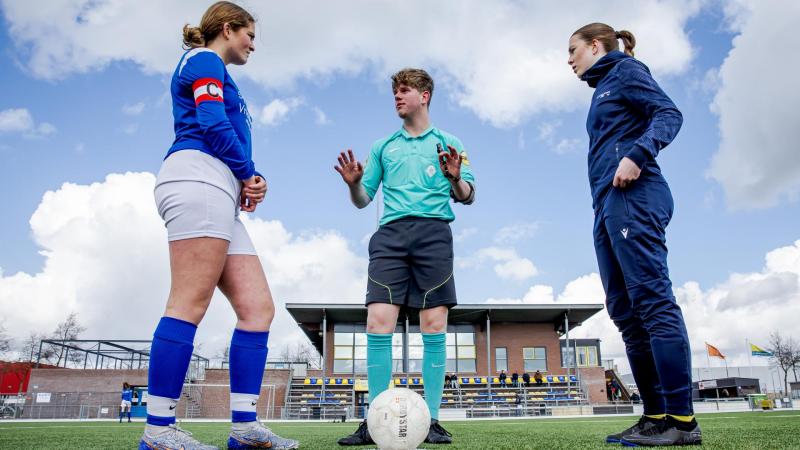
xmin=147 ymin=394 xmax=178 ymax=418
xmin=230 ymin=392 xmax=259 ymax=412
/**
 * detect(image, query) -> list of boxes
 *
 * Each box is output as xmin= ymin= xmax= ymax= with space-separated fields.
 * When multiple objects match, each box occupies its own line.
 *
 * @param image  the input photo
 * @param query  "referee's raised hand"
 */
xmin=334 ymin=149 xmax=364 ymax=186
xmin=438 ymin=144 xmax=462 ymax=182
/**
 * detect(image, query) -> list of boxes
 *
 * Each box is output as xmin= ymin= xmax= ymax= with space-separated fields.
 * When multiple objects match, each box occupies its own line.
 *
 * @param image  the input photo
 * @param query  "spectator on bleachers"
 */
xmin=449 ymin=373 xmax=459 ymax=389
xmin=444 ymin=373 xmax=451 ymax=389
xmin=499 ymin=370 xmax=507 ymax=387
xmin=522 ymin=372 xmax=531 ymax=387
xmin=534 ymin=370 xmax=543 ymax=386
xmin=630 ymin=392 xmax=641 ymax=403
xmin=511 ymin=372 xmax=519 ymax=387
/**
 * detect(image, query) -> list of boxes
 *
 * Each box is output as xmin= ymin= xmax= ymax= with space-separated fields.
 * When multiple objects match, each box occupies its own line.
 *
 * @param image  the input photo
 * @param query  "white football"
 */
xmin=367 ymin=388 xmax=431 ymax=450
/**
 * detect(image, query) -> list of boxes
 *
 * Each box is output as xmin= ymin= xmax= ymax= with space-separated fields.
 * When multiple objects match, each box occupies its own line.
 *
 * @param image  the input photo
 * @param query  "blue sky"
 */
xmin=1 ymin=1 xmax=798 ymax=372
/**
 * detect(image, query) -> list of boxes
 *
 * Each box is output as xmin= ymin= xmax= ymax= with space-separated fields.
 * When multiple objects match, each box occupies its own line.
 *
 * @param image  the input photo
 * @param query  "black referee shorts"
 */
xmin=365 ymin=217 xmax=457 ymax=310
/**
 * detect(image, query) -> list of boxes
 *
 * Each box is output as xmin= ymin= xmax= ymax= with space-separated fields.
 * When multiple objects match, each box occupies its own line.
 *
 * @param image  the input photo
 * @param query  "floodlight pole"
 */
xmin=321 ymin=309 xmax=327 ymax=401
xmin=486 ymin=311 xmax=492 ymax=398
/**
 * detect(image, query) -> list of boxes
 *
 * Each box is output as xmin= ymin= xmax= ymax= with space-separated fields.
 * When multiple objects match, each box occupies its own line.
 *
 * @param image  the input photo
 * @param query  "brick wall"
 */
xmin=578 ymin=366 xmax=607 ymax=403
xmin=24 ymin=367 xmax=291 ymax=419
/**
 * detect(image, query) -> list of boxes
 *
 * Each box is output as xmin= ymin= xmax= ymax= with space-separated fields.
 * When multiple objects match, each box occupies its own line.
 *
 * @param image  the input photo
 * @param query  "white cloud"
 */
xmin=1 ymin=0 xmax=699 ymax=127
xmin=486 ymin=240 xmax=800 ymax=373
xmin=708 ymin=1 xmax=800 ymax=208
xmin=0 ymin=173 xmax=366 ymax=357
xmin=0 ymin=108 xmax=55 ymax=137
xmin=554 ymin=138 xmax=582 ymax=155
xmin=459 ymin=246 xmax=538 ymax=281
xmin=258 ymin=98 xmax=304 ymax=126
xmin=536 ymin=120 xmax=583 ymax=155
xmin=453 ymin=227 xmax=478 ymax=243
xmin=312 ymin=106 xmax=330 ymax=125
xmin=122 ymin=102 xmax=145 ymax=115
xmin=494 ymin=222 xmax=539 ymax=244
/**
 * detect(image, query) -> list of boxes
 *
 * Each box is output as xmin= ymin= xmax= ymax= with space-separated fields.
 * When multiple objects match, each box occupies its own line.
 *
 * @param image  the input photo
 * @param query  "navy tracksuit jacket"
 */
xmin=582 ymin=51 xmax=693 ymax=416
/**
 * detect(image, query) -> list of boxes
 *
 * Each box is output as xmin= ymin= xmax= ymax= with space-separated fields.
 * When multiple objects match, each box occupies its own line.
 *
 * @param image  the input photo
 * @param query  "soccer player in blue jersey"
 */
xmin=120 ymin=382 xmax=133 ymax=423
xmin=568 ymin=23 xmax=700 ymax=446
xmin=141 ymin=2 xmax=298 ymax=449
xmin=334 ymin=68 xmax=476 ymax=446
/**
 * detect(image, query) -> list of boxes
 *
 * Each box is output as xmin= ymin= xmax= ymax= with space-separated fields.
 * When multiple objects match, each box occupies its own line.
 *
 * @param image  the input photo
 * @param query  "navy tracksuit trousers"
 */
xmin=594 ymin=179 xmax=693 ymax=416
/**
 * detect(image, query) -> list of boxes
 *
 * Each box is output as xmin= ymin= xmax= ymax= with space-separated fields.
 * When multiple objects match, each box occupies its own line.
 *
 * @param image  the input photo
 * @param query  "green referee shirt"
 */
xmin=361 ymin=125 xmax=475 ymax=225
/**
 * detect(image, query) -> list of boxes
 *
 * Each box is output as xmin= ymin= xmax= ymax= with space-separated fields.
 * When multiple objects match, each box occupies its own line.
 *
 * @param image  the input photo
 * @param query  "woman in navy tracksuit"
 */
xmin=568 ymin=23 xmax=701 ymax=446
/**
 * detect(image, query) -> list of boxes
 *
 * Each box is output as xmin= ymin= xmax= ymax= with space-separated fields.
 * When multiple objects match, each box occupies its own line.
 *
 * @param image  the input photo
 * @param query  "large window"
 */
xmin=562 ymin=346 xmax=599 ymax=367
xmin=409 ymin=329 xmax=476 ymax=373
xmin=523 ymin=347 xmax=547 ymax=372
xmin=333 ymin=324 xmax=403 ymax=374
xmin=331 ymin=324 xmax=475 ymax=374
xmin=495 ymin=347 xmax=508 ymax=372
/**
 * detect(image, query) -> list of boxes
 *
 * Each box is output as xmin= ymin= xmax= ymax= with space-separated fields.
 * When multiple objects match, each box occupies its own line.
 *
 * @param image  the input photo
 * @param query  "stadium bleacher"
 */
xmin=282 ymin=374 xmax=586 ymax=419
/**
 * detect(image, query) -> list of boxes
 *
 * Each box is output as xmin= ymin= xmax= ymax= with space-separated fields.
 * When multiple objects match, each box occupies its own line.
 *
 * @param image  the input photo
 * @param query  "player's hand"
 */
xmin=334 ymin=149 xmax=364 ymax=186
xmin=613 ymin=157 xmax=641 ymax=189
xmin=240 ymin=189 xmax=257 ymax=212
xmin=243 ymin=175 xmax=267 ymax=203
xmin=438 ymin=144 xmax=462 ymax=181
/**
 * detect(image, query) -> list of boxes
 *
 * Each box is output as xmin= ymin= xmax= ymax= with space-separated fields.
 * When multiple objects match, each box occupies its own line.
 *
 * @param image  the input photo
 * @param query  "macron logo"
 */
xmin=621 ymin=228 xmax=629 ymax=239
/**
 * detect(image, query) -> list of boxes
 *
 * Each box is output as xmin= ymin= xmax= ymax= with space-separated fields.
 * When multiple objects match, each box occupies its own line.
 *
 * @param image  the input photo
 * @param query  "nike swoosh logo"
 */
xmin=432 ymin=364 xmax=446 ymax=368
xmin=251 ymin=400 xmax=257 ymax=406
xmin=169 ymin=405 xmax=176 ymax=410
xmin=387 ymin=147 xmax=400 ymax=153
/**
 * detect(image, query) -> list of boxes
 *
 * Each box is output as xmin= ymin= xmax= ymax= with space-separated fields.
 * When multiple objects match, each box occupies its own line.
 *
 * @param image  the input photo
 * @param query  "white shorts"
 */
xmin=154 ymin=150 xmax=257 ymax=255
xmin=120 ymin=400 xmax=132 ymax=410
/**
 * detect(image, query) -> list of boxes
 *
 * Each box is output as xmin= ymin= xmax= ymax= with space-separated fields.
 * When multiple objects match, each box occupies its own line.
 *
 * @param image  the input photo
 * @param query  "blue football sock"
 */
xmin=422 ymin=332 xmax=446 ymax=420
xmin=146 ymin=317 xmax=197 ymax=426
xmin=229 ymin=329 xmax=269 ymax=423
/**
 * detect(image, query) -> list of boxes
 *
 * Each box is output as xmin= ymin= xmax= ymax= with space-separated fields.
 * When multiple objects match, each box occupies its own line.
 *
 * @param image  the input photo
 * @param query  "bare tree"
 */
xmin=277 ymin=340 xmax=321 ymax=369
xmin=18 ymin=332 xmax=54 ymax=363
xmin=49 ymin=312 xmax=87 ymax=367
xmin=0 ymin=322 xmax=11 ymax=357
xmin=768 ymin=332 xmax=799 ymax=397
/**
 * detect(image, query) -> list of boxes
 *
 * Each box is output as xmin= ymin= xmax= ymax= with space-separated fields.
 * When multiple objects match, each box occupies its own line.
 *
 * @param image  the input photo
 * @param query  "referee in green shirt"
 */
xmin=334 ymin=68 xmax=475 ymax=446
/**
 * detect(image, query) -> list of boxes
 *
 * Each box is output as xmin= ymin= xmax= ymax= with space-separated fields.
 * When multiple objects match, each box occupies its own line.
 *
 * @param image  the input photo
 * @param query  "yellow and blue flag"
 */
xmin=750 ymin=343 xmax=772 ymax=357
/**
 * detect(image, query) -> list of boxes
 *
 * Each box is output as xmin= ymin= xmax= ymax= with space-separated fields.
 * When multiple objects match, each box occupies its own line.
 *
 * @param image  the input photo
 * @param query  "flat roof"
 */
xmin=286 ymin=303 xmax=604 ymax=354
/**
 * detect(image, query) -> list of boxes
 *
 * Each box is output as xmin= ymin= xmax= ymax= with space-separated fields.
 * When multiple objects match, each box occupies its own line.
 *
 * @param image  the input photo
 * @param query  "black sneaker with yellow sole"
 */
xmin=606 ymin=416 xmax=663 ymax=443
xmin=621 ymin=416 xmax=702 ymax=447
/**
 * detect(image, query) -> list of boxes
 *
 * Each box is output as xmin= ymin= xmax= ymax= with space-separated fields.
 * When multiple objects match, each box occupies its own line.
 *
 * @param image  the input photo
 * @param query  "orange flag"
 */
xmin=706 ymin=342 xmax=725 ymax=359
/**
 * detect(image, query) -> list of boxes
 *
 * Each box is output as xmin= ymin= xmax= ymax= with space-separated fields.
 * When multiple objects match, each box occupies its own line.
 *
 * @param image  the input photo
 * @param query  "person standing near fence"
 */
xmin=567 ymin=22 xmax=700 ymax=446
xmin=120 ymin=382 xmax=133 ymax=423
xmin=141 ymin=2 xmax=298 ymax=449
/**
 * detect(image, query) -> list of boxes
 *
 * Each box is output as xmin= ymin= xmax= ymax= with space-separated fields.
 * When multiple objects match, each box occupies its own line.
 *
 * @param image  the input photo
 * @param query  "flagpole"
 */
xmin=705 ymin=343 xmax=711 ymax=379
xmin=746 ymin=338 xmax=752 ymax=378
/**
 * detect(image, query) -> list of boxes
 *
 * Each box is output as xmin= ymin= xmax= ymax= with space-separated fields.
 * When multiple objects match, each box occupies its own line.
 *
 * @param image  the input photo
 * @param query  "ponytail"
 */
xmin=182 ymin=24 xmax=205 ymax=49
xmin=615 ymin=30 xmax=636 ymax=56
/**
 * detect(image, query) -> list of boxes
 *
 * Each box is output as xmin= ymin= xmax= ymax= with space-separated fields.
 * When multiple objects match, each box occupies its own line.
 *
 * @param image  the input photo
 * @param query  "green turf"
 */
xmin=0 ymin=411 xmax=798 ymax=449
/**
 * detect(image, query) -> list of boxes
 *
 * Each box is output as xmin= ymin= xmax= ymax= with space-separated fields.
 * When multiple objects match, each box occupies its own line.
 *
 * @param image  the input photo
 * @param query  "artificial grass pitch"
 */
xmin=0 ymin=410 xmax=797 ymax=449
